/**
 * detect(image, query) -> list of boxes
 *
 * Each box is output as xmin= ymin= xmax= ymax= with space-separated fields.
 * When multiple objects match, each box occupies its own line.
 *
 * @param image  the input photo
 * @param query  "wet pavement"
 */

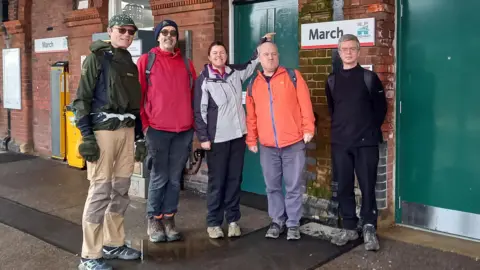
xmin=319 ymin=237 xmax=480 ymax=270
xmin=0 ymin=152 xmax=479 ymax=270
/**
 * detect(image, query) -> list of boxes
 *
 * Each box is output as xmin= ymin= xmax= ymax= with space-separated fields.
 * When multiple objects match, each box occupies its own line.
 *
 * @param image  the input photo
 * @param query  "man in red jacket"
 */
xmin=137 ymin=19 xmax=197 ymax=243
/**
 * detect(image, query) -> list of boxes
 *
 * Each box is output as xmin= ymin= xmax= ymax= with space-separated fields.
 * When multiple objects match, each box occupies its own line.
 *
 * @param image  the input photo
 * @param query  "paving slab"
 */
xmin=0 ymin=223 xmax=78 ymax=270
xmin=319 ymin=237 xmax=480 ymax=270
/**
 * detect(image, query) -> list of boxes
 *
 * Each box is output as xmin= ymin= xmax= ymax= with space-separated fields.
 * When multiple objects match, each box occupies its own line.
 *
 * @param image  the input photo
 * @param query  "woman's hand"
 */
xmin=201 ymin=141 xmax=211 ymax=150
xmin=263 ymin=32 xmax=276 ymax=41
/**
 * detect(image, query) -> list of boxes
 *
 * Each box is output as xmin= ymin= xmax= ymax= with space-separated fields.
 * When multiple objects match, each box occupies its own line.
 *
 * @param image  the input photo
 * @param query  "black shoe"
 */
xmin=363 ymin=224 xmax=380 ymax=251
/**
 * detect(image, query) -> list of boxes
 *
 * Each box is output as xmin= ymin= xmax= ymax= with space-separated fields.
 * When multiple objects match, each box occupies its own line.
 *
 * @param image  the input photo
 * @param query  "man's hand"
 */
xmin=78 ymin=135 xmax=100 ymax=162
xmin=143 ymin=127 xmax=149 ymax=136
xmin=248 ymin=145 xmax=258 ymax=153
xmin=135 ymin=139 xmax=147 ymax=162
xmin=303 ymin=133 xmax=314 ymax=144
xmin=201 ymin=141 xmax=211 ymax=150
xmin=263 ymin=32 xmax=276 ymax=41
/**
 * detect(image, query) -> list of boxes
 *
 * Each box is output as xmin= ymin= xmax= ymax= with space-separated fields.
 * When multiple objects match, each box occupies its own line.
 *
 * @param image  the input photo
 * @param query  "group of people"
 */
xmin=72 ymin=13 xmax=387 ymax=270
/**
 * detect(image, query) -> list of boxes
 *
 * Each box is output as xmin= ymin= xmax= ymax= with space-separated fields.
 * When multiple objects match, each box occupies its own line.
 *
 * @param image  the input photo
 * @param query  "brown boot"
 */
xmin=147 ymin=217 xmax=166 ymax=243
xmin=163 ymin=214 xmax=181 ymax=242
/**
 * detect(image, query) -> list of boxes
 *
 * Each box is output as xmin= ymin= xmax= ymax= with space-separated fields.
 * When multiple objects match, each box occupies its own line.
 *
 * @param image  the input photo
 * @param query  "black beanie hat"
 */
xmin=154 ymin=20 xmax=179 ymax=40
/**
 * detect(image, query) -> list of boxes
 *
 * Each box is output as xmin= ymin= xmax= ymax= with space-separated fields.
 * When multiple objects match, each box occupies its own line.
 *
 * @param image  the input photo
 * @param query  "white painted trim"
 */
xmin=228 ymin=0 xmax=235 ymax=64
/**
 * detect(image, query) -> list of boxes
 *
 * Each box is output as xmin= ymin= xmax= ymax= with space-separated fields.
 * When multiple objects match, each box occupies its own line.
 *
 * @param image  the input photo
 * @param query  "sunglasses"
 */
xmin=160 ymin=29 xmax=178 ymax=37
xmin=115 ymin=27 xmax=136 ymax=36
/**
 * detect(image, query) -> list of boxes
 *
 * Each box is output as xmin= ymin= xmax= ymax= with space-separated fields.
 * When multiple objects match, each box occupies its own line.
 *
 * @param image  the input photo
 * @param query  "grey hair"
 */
xmin=338 ymin=34 xmax=360 ymax=49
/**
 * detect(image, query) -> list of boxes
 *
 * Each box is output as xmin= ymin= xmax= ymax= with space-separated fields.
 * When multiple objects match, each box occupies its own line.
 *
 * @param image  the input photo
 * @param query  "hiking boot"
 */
xmin=228 ymin=222 xmax=241 ymax=237
xmin=163 ymin=215 xmax=181 ymax=242
xmin=207 ymin=226 xmax=224 ymax=239
xmin=330 ymin=229 xmax=359 ymax=246
xmin=103 ymin=245 xmax=141 ymax=260
xmin=147 ymin=218 xmax=166 ymax=243
xmin=78 ymin=258 xmax=112 ymax=270
xmin=287 ymin=226 xmax=301 ymax=240
xmin=265 ymin=222 xmax=285 ymax=239
xmin=363 ymin=224 xmax=380 ymax=251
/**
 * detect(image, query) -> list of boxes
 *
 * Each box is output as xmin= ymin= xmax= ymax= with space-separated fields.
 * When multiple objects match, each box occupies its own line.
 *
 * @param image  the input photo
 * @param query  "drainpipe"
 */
xmin=1 ymin=23 xmax=11 ymax=151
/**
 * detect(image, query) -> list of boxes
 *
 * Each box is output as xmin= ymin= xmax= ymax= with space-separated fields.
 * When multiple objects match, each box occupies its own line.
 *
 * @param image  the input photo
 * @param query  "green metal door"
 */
xmin=397 ymin=0 xmax=480 ymax=240
xmin=234 ymin=0 xmax=298 ymax=195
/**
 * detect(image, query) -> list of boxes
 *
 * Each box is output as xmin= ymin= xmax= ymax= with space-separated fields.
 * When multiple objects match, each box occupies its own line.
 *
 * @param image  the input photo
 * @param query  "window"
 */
xmin=108 ymin=0 xmax=154 ymax=30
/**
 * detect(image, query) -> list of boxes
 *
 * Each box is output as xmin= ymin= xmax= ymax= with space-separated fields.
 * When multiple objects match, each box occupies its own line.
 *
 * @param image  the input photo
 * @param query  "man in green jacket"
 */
xmin=72 ymin=14 xmax=146 ymax=270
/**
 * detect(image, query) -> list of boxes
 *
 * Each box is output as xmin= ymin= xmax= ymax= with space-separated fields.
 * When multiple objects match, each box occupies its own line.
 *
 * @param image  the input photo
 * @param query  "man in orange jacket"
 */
xmin=246 ymin=42 xmax=315 ymax=240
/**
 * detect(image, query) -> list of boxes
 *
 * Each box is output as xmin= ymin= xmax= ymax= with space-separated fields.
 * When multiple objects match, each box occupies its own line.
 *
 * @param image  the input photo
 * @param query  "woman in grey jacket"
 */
xmin=193 ymin=33 xmax=274 ymax=239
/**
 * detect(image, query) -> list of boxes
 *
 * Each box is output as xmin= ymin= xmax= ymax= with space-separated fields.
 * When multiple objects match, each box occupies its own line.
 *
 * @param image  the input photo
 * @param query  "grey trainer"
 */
xmin=78 ymin=259 xmax=112 ymax=270
xmin=147 ymin=218 xmax=166 ymax=243
xmin=163 ymin=215 xmax=181 ymax=242
xmin=287 ymin=226 xmax=301 ymax=240
xmin=102 ymin=245 xmax=141 ymax=260
xmin=330 ymin=229 xmax=359 ymax=246
xmin=363 ymin=224 xmax=380 ymax=251
xmin=265 ymin=222 xmax=285 ymax=239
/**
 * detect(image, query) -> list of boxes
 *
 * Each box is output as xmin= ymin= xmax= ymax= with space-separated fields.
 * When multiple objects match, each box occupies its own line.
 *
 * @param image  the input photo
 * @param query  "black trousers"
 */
xmin=332 ymin=145 xmax=379 ymax=230
xmin=206 ymin=136 xmax=246 ymax=227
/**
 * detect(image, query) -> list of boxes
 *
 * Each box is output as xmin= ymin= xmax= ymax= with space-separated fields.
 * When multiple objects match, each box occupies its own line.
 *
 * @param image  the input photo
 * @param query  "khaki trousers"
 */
xmin=81 ymin=128 xmax=134 ymax=259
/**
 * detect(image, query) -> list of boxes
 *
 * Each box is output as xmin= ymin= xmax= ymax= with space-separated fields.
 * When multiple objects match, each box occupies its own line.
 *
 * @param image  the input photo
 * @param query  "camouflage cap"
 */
xmin=108 ymin=14 xmax=138 ymax=30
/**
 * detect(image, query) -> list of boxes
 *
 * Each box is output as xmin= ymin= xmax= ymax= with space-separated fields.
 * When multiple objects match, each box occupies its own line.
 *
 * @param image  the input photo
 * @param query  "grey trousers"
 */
xmin=259 ymin=141 xmax=306 ymax=228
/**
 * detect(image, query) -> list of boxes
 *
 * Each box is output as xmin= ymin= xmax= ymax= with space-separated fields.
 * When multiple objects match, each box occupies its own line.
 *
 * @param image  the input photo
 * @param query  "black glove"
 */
xmin=135 ymin=139 xmax=147 ymax=162
xmin=78 ymin=134 xmax=100 ymax=162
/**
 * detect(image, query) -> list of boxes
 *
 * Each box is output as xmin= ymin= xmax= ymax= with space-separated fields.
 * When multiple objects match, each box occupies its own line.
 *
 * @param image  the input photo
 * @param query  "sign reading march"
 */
xmin=301 ymin=18 xmax=375 ymax=49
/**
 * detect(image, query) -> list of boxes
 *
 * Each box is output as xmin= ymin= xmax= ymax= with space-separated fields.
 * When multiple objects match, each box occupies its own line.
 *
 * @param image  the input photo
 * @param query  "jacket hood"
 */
xmin=90 ymin=40 xmax=112 ymax=53
xmin=201 ymin=64 xmax=233 ymax=79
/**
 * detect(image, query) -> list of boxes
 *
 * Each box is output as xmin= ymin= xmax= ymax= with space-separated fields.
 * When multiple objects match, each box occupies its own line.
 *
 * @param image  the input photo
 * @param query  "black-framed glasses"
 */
xmin=160 ymin=29 xmax=177 ymax=37
xmin=115 ymin=27 xmax=136 ymax=36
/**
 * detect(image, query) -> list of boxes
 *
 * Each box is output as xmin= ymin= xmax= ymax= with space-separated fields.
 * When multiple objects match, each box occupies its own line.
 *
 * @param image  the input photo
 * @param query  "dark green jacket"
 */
xmin=72 ymin=40 xmax=143 ymax=139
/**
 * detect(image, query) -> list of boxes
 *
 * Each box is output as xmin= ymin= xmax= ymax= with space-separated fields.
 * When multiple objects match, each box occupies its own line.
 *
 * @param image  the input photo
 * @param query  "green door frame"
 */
xmin=394 ymin=0 xmax=403 ymax=223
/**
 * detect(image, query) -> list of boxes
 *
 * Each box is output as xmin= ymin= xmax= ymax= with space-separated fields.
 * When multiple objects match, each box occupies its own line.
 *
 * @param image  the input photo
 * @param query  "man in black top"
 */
xmin=326 ymin=34 xmax=387 ymax=251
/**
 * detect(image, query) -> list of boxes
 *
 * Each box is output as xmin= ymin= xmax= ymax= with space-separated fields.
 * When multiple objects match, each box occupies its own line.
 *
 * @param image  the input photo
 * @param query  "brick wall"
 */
xmin=30 ymin=0 xmax=72 ymax=155
xmin=299 ymin=0 xmax=334 ymax=199
xmin=151 ymin=0 xmax=216 ymax=74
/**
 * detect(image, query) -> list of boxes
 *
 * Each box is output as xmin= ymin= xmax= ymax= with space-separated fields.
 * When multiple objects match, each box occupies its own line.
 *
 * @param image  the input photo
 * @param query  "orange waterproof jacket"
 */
xmin=246 ymin=67 xmax=315 ymax=148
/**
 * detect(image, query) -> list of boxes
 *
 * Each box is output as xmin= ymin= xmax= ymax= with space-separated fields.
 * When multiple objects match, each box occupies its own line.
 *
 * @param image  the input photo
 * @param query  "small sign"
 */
xmin=127 ymin=39 xmax=142 ymax=56
xmin=242 ymin=91 xmax=246 ymax=105
xmin=3 ymin=48 xmax=21 ymax=109
xmin=361 ymin=65 xmax=373 ymax=71
xmin=34 ymin=36 xmax=68 ymax=53
xmin=301 ymin=18 xmax=375 ymax=49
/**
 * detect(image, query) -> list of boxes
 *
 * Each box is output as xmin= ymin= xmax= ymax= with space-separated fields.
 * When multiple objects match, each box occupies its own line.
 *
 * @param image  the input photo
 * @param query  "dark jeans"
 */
xmin=146 ymin=128 xmax=194 ymax=218
xmin=332 ymin=145 xmax=379 ymax=230
xmin=206 ymin=136 xmax=246 ymax=227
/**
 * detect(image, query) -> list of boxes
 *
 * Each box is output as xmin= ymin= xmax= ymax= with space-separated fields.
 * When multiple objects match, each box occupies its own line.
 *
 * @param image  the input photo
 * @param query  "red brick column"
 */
xmin=344 ymin=0 xmax=396 ymax=225
xmin=0 ymin=0 xmax=35 ymax=152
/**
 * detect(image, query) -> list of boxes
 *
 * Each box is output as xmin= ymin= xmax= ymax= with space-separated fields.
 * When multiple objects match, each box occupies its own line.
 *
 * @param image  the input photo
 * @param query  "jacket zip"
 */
xmin=267 ymin=82 xmax=279 ymax=148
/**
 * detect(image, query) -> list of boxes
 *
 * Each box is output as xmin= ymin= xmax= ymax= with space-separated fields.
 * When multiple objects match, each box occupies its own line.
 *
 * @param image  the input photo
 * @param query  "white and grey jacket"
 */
xmin=193 ymin=54 xmax=260 ymax=143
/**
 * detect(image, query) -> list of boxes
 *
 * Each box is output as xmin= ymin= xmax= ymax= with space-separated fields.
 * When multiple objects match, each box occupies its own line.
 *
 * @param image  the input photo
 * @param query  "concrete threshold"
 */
xmin=379 ymin=225 xmax=480 ymax=260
